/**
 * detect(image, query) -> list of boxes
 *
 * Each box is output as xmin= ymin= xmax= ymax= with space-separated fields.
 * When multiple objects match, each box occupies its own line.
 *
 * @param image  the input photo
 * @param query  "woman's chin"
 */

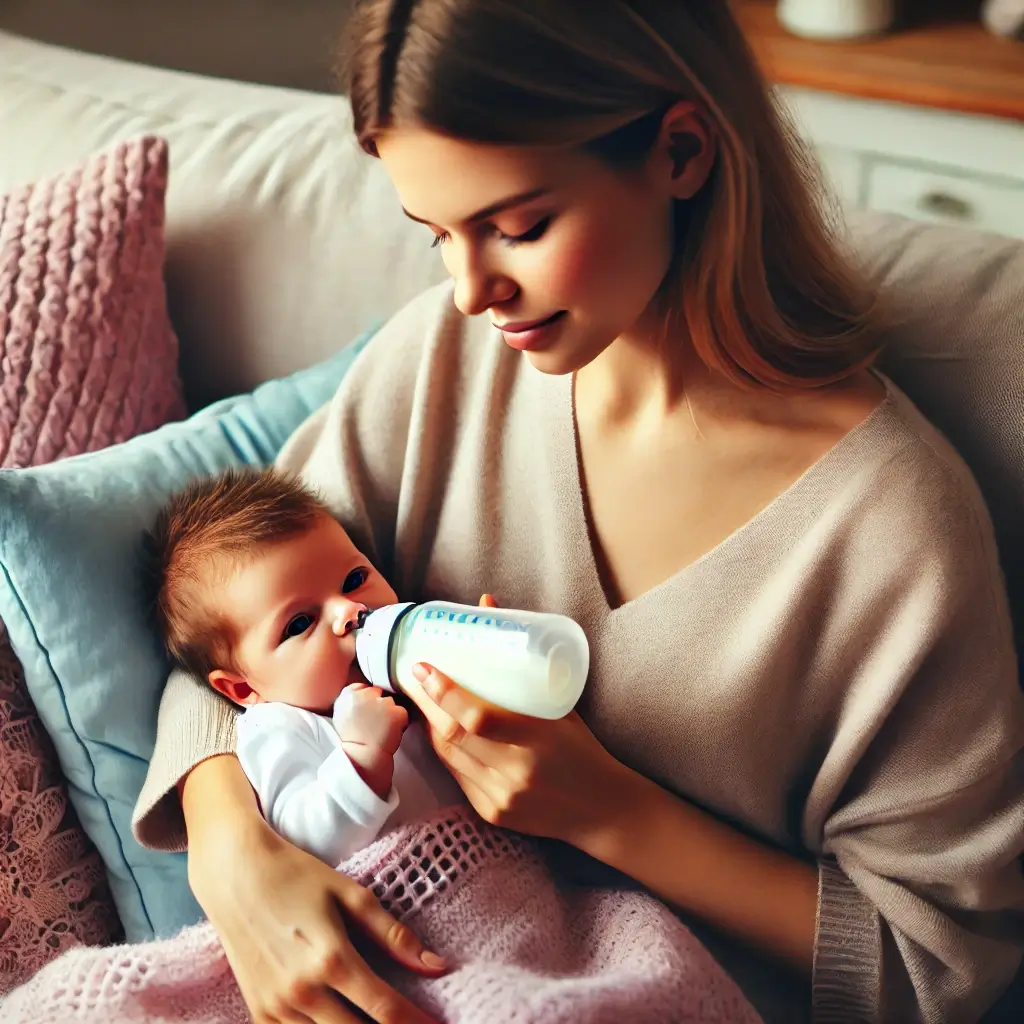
xmin=525 ymin=342 xmax=608 ymax=377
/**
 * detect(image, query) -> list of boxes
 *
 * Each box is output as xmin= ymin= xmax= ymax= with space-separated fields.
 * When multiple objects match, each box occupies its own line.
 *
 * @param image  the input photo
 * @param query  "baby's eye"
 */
xmin=282 ymin=613 xmax=315 ymax=640
xmin=343 ymin=567 xmax=370 ymax=593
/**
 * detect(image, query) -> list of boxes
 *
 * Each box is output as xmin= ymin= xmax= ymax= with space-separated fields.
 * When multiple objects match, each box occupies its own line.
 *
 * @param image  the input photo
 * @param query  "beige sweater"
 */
xmin=134 ymin=282 xmax=1024 ymax=1024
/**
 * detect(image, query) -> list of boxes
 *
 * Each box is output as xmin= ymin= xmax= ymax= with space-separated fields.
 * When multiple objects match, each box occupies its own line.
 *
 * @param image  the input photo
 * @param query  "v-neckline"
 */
xmin=552 ymin=372 xmax=894 ymax=618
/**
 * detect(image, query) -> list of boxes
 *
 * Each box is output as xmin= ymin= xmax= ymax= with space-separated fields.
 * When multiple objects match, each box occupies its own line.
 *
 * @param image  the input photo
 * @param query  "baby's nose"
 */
xmin=331 ymin=600 xmax=369 ymax=637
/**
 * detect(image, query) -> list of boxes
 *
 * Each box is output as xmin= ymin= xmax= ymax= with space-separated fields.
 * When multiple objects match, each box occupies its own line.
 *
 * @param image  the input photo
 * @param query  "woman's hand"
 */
xmin=401 ymin=596 xmax=631 ymax=847
xmin=183 ymin=754 xmax=445 ymax=1024
xmin=403 ymin=600 xmax=819 ymax=971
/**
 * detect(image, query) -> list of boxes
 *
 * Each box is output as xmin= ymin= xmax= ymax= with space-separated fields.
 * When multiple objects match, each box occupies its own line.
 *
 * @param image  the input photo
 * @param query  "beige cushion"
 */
xmin=0 ymin=29 xmax=446 ymax=407
xmin=0 ymin=0 xmax=353 ymax=93
xmin=856 ymin=211 xmax=1024 ymax=649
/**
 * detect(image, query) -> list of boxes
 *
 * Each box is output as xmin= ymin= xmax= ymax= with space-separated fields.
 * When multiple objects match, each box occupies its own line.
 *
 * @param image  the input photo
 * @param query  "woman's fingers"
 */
xmin=408 ymin=664 xmax=527 ymax=746
xmin=269 ymin=987 xmax=350 ymax=1024
xmin=297 ymin=903 xmax=440 ymax=1024
xmin=284 ymin=1001 xmax=346 ymax=1024
xmin=332 ymin=875 xmax=448 ymax=978
xmin=322 ymin=963 xmax=436 ymax=1024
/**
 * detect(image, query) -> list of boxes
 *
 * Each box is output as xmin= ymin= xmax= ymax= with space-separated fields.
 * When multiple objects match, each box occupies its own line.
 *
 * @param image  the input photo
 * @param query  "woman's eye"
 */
xmin=504 ymin=217 xmax=551 ymax=246
xmin=282 ymin=613 xmax=315 ymax=640
xmin=431 ymin=217 xmax=550 ymax=250
xmin=343 ymin=568 xmax=370 ymax=593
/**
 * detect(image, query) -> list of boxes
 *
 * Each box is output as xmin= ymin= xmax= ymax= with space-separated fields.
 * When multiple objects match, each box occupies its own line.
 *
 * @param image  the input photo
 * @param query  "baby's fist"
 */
xmin=333 ymin=683 xmax=408 ymax=755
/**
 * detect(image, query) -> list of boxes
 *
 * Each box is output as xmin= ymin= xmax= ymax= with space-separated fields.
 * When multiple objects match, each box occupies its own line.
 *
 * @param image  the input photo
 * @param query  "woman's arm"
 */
xmin=181 ymin=753 xmax=446 ymax=1024
xmin=406 ymin=661 xmax=817 ymax=970
xmin=134 ymin=665 xmax=446 ymax=1024
xmin=577 ymin=761 xmax=819 ymax=973
xmin=407 ymin=550 xmax=1024 ymax=1024
xmin=133 ymin=669 xmax=240 ymax=851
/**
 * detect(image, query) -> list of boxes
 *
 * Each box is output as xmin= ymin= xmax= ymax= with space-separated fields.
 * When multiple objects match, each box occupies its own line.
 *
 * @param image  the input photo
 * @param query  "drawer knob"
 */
xmin=918 ymin=191 xmax=973 ymax=221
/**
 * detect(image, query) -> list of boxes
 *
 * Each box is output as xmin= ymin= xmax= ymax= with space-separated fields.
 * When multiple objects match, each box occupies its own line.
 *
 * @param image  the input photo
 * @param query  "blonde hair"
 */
xmin=342 ymin=0 xmax=880 ymax=390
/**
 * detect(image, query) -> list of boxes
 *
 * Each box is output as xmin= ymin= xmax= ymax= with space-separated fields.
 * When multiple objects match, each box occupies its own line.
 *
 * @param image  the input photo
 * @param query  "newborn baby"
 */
xmin=144 ymin=467 xmax=462 ymax=865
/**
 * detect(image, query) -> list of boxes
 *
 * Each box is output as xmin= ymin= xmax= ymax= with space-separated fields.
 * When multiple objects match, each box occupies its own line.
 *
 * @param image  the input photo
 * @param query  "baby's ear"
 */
xmin=208 ymin=669 xmax=259 ymax=706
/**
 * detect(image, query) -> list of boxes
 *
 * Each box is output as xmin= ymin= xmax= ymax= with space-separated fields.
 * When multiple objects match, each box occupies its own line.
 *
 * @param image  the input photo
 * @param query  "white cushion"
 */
xmin=0 ymin=29 xmax=446 ymax=406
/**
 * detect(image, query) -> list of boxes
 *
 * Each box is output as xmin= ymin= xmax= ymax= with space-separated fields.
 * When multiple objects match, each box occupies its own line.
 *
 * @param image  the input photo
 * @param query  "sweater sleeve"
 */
xmin=810 ymin=454 xmax=1024 ymax=1023
xmin=237 ymin=704 xmax=398 ymax=866
xmin=132 ymin=669 xmax=238 ymax=851
xmin=132 ymin=282 xmax=459 ymax=851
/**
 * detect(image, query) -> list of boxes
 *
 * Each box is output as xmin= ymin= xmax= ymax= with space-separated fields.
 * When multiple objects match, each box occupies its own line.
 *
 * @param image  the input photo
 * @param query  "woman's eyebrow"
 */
xmin=402 ymin=188 xmax=551 ymax=227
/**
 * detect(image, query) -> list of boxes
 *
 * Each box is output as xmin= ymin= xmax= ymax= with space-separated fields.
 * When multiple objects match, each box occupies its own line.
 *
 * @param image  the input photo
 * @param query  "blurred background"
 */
xmin=0 ymin=0 xmax=1022 ymax=236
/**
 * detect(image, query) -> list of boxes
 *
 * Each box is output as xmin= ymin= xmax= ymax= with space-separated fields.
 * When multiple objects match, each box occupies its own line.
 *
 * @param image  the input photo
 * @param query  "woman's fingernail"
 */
xmin=421 ymin=950 xmax=446 ymax=969
xmin=412 ymin=664 xmax=428 ymax=683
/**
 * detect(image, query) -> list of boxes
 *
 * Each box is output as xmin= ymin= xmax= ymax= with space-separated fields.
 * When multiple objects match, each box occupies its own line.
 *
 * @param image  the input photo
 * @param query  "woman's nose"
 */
xmin=329 ymin=598 xmax=368 ymax=637
xmin=450 ymin=246 xmax=517 ymax=317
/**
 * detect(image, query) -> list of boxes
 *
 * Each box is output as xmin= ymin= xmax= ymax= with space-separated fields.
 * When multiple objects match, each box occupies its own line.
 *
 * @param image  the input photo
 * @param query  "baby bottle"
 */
xmin=354 ymin=600 xmax=589 ymax=719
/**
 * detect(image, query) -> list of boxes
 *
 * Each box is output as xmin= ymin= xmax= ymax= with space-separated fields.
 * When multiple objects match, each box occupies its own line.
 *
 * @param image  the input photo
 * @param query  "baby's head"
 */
xmin=145 ymin=468 xmax=397 ymax=712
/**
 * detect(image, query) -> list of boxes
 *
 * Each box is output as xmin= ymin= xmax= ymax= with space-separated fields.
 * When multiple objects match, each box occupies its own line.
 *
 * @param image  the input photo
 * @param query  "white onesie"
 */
xmin=237 ymin=701 xmax=465 ymax=866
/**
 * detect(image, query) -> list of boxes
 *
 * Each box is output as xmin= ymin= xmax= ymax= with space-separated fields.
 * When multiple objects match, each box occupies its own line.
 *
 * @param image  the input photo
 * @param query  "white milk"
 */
xmin=354 ymin=601 xmax=589 ymax=719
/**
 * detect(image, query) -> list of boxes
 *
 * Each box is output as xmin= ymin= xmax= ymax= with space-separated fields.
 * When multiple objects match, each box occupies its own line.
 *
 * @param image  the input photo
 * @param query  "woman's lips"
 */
xmin=494 ymin=311 xmax=567 ymax=352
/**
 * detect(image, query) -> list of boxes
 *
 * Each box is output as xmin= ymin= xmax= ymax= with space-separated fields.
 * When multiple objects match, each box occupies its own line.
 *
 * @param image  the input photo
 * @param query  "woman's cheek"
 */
xmin=542 ymin=222 xmax=617 ymax=301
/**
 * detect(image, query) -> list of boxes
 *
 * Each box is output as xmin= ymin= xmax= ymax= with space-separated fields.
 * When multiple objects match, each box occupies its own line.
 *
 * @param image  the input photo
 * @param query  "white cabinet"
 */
xmin=816 ymin=144 xmax=866 ymax=208
xmin=866 ymin=161 xmax=1024 ymax=236
xmin=780 ymin=86 xmax=1024 ymax=238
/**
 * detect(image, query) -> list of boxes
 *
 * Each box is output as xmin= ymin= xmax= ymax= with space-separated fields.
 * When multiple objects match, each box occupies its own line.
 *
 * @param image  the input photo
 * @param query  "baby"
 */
xmin=144 ymin=467 xmax=463 ymax=865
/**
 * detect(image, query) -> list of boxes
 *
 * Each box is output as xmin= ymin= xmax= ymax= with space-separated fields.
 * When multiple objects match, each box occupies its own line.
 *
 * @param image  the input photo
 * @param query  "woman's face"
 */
xmin=377 ymin=128 xmax=677 ymax=375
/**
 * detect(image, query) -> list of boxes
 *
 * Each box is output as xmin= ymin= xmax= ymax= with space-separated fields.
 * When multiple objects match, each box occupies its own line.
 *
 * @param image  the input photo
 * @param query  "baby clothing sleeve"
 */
xmin=236 ymin=703 xmax=398 ymax=866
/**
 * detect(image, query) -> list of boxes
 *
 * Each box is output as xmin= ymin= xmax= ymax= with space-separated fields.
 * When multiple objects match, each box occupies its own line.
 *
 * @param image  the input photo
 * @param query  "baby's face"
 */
xmin=212 ymin=515 xmax=397 ymax=712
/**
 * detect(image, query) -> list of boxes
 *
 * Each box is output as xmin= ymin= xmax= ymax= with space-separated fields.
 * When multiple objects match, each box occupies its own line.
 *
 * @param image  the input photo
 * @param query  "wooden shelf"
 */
xmin=733 ymin=1 xmax=1024 ymax=122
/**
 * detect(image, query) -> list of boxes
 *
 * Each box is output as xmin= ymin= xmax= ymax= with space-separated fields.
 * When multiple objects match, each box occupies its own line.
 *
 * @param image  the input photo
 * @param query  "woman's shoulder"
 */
xmin=336 ymin=280 xmax=530 ymax=435
xmin=355 ymin=280 xmax=499 ymax=373
xmin=849 ymin=376 xmax=1002 ymax=571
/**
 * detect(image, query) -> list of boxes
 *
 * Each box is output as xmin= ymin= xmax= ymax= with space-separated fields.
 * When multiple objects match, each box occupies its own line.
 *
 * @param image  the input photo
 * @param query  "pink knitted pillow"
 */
xmin=0 ymin=136 xmax=186 ymax=990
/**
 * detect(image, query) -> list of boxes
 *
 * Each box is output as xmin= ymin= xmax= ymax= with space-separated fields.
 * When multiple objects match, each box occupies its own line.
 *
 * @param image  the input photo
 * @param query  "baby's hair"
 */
xmin=142 ymin=468 xmax=329 ymax=681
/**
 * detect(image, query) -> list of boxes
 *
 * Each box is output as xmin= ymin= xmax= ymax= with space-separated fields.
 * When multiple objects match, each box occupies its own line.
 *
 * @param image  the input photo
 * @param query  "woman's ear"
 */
xmin=654 ymin=101 xmax=717 ymax=201
xmin=209 ymin=669 xmax=260 ymax=706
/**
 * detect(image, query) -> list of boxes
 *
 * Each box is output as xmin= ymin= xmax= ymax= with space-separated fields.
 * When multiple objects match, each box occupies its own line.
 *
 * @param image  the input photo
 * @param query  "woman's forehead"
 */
xmin=377 ymin=129 xmax=584 ymax=224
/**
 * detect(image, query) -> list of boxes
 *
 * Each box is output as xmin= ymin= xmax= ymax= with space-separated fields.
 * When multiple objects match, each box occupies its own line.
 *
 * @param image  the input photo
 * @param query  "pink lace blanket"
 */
xmin=1 ymin=808 xmax=763 ymax=1023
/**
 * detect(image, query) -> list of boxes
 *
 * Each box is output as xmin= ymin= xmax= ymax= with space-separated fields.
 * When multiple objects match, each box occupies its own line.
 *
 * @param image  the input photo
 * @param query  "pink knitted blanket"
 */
xmin=1 ymin=808 xmax=763 ymax=1023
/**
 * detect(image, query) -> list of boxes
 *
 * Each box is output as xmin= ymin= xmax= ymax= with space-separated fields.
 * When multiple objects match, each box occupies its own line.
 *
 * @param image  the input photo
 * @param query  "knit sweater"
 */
xmin=133 ymin=281 xmax=1024 ymax=1024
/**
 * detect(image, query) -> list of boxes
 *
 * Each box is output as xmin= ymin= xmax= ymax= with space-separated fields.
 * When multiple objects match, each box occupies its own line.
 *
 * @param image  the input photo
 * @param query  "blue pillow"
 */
xmin=0 ymin=329 xmax=374 ymax=942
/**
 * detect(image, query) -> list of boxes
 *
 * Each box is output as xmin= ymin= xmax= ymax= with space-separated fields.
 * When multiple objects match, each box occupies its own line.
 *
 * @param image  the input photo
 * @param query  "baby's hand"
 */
xmin=333 ymin=683 xmax=408 ymax=756
xmin=333 ymin=684 xmax=408 ymax=800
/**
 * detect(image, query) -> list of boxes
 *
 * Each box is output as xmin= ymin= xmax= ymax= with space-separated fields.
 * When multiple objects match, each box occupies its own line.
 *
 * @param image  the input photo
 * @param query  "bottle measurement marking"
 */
xmin=416 ymin=608 xmax=529 ymax=650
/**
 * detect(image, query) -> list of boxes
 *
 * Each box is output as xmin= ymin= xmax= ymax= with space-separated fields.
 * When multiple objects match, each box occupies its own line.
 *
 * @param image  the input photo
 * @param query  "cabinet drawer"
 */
xmin=815 ymin=145 xmax=865 ymax=209
xmin=866 ymin=162 xmax=1024 ymax=239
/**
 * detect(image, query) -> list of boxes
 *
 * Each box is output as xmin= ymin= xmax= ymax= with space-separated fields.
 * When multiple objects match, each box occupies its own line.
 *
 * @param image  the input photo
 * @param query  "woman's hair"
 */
xmin=341 ymin=0 xmax=882 ymax=390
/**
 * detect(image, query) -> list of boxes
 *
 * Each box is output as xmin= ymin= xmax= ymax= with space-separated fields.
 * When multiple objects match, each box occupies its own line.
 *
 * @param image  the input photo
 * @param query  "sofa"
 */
xmin=0 ymin=16 xmax=1022 ymax=1023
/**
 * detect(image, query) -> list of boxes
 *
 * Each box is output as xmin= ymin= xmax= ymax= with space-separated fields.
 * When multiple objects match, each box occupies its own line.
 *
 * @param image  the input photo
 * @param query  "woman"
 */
xmin=133 ymin=2 xmax=1024 ymax=1022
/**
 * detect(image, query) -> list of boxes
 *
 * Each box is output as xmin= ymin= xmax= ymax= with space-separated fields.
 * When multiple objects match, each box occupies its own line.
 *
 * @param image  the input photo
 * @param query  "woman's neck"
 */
xmin=575 ymin=323 xmax=712 ymax=433
xmin=575 ymin=324 xmax=874 ymax=441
